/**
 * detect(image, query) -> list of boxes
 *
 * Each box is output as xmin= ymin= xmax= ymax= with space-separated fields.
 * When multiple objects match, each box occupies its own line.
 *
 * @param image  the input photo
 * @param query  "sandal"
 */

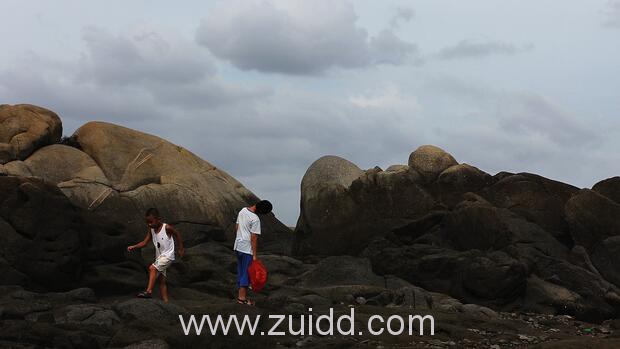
xmin=137 ymin=291 xmax=152 ymax=299
xmin=237 ymin=298 xmax=255 ymax=306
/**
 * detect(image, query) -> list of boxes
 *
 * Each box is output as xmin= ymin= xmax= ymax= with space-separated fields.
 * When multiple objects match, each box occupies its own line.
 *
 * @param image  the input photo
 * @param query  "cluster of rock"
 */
xmin=0 ymin=104 xmax=290 ymax=253
xmin=2 ymin=104 xmax=620 ymax=348
xmin=0 ymin=104 xmax=291 ymax=292
xmin=295 ymin=145 xmax=620 ymax=322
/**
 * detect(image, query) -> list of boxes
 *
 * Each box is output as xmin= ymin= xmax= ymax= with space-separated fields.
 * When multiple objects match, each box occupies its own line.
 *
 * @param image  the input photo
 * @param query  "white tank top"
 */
xmin=151 ymin=223 xmax=175 ymax=260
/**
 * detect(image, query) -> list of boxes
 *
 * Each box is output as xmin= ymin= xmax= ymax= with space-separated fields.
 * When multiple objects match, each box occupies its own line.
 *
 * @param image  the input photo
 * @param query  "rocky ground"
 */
xmin=2 ymin=104 xmax=620 ymax=348
xmin=1 ymin=265 xmax=620 ymax=348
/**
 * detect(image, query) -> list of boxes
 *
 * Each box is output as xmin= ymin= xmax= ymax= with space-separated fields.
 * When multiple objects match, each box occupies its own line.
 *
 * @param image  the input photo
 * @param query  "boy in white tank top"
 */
xmin=127 ymin=208 xmax=185 ymax=302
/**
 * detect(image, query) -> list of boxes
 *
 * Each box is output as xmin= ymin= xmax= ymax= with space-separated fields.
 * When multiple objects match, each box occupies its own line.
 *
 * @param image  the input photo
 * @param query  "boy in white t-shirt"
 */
xmin=234 ymin=200 xmax=272 ymax=305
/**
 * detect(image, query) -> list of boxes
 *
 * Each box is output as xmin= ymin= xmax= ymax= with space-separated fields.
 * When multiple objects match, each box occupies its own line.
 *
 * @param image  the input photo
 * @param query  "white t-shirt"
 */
xmin=233 ymin=207 xmax=261 ymax=255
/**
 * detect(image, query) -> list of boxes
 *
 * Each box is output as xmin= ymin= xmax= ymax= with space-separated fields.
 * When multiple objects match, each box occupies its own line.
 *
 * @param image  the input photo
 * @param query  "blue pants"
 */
xmin=236 ymin=251 xmax=253 ymax=288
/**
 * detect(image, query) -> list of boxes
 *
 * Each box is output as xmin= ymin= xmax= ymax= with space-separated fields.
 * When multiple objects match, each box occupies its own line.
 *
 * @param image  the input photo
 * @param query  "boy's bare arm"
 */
xmin=127 ymin=231 xmax=151 ymax=251
xmin=167 ymin=224 xmax=185 ymax=257
xmin=251 ymin=233 xmax=258 ymax=260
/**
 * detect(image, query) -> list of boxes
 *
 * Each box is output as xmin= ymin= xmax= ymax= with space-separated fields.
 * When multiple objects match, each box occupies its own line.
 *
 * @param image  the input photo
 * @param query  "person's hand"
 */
xmin=253 ymin=254 xmax=257 ymax=261
xmin=178 ymin=247 xmax=185 ymax=258
xmin=127 ymin=245 xmax=135 ymax=252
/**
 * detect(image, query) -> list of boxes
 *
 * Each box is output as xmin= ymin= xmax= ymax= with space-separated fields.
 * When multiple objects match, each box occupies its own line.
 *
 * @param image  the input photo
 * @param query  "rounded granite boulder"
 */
xmin=408 ymin=145 xmax=458 ymax=181
xmin=0 ymin=104 xmax=62 ymax=164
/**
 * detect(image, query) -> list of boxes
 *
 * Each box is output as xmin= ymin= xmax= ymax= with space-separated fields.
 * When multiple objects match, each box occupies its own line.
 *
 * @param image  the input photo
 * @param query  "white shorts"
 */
xmin=152 ymin=255 xmax=173 ymax=277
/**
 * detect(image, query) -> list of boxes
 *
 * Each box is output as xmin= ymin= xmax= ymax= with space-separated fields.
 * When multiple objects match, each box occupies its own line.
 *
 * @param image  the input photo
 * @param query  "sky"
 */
xmin=1 ymin=0 xmax=619 ymax=225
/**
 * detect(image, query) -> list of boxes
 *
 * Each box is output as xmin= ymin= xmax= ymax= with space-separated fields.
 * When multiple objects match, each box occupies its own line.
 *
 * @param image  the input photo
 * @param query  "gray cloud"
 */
xmin=195 ymin=0 xmax=418 ymax=75
xmin=0 ymin=24 xmax=424 ymax=223
xmin=435 ymin=40 xmax=533 ymax=60
xmin=497 ymin=92 xmax=597 ymax=147
xmin=390 ymin=6 xmax=415 ymax=29
xmin=603 ymin=1 xmax=620 ymax=27
xmin=417 ymin=74 xmax=609 ymax=188
xmin=1 ymin=42 xmax=612 ymax=223
xmin=0 ymin=26 xmax=267 ymax=124
xmin=78 ymin=26 xmax=214 ymax=86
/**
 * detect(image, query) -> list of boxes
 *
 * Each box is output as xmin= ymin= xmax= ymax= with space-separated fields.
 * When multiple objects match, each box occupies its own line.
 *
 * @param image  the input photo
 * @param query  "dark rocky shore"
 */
xmin=1 ymin=104 xmax=620 ymax=348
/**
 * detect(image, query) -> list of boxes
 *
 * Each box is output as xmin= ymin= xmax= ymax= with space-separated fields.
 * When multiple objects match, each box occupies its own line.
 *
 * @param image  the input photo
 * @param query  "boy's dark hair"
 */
xmin=145 ymin=207 xmax=160 ymax=217
xmin=255 ymin=200 xmax=273 ymax=215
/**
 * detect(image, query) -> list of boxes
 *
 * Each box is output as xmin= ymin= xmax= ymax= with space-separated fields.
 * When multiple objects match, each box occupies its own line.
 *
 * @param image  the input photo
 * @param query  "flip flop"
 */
xmin=237 ymin=298 xmax=255 ymax=306
xmin=137 ymin=291 xmax=152 ymax=299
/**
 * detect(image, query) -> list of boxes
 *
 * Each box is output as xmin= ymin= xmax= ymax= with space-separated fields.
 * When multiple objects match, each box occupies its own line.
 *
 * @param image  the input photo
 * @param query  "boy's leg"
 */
xmin=159 ymin=276 xmax=169 ymax=302
xmin=238 ymin=286 xmax=247 ymax=300
xmin=146 ymin=264 xmax=159 ymax=294
xmin=236 ymin=252 xmax=253 ymax=303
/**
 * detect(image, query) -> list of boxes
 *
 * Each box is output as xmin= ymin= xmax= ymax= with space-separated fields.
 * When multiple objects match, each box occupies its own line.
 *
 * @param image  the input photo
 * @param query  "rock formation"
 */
xmin=1 ymin=106 xmax=291 ymax=255
xmin=295 ymin=145 xmax=620 ymax=322
xmin=0 ymin=104 xmax=62 ymax=164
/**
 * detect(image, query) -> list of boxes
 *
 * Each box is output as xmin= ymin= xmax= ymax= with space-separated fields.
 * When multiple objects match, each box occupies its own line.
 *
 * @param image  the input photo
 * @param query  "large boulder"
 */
xmin=300 ymin=155 xmax=364 ymax=204
xmin=170 ymin=242 xmax=236 ymax=297
xmin=300 ymin=256 xmax=384 ymax=288
xmin=19 ymin=144 xmax=108 ymax=185
xmin=443 ymin=194 xmax=568 ymax=268
xmin=565 ymin=189 xmax=620 ymax=252
xmin=0 ymin=175 xmax=140 ymax=294
xmin=433 ymin=163 xmax=495 ymax=207
xmin=593 ymin=176 xmax=620 ymax=204
xmin=0 ymin=104 xmax=62 ymax=164
xmin=0 ymin=176 xmax=85 ymax=289
xmin=533 ymin=257 xmax=620 ymax=322
xmin=294 ymin=156 xmax=434 ymax=255
xmin=11 ymin=120 xmax=291 ymax=254
xmin=481 ymin=173 xmax=579 ymax=245
xmin=408 ymin=145 xmax=458 ymax=181
xmin=367 ymin=242 xmax=528 ymax=306
xmin=591 ymin=236 xmax=620 ymax=289
xmin=437 ymin=163 xmax=493 ymax=191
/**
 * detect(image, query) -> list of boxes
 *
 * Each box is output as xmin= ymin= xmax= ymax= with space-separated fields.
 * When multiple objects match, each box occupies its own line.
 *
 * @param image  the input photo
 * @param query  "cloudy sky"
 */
xmin=1 ymin=0 xmax=619 ymax=224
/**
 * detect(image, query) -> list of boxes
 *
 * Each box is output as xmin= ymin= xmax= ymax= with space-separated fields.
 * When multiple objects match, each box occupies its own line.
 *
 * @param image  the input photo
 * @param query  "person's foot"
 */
xmin=137 ymin=291 xmax=152 ymax=298
xmin=237 ymin=298 xmax=255 ymax=306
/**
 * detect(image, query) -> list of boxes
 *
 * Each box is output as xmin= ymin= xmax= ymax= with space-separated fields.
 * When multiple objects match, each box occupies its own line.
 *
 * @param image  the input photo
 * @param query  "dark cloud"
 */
xmin=435 ymin=40 xmax=533 ymax=60
xmin=195 ymin=0 xmax=419 ymax=75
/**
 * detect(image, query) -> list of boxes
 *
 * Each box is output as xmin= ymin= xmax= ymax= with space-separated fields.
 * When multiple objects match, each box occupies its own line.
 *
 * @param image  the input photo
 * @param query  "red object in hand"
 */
xmin=248 ymin=259 xmax=268 ymax=293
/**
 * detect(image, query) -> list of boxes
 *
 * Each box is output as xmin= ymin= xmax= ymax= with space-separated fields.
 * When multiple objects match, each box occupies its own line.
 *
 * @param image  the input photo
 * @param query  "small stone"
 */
xmin=518 ymin=334 xmax=535 ymax=342
xmin=296 ymin=337 xmax=315 ymax=347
